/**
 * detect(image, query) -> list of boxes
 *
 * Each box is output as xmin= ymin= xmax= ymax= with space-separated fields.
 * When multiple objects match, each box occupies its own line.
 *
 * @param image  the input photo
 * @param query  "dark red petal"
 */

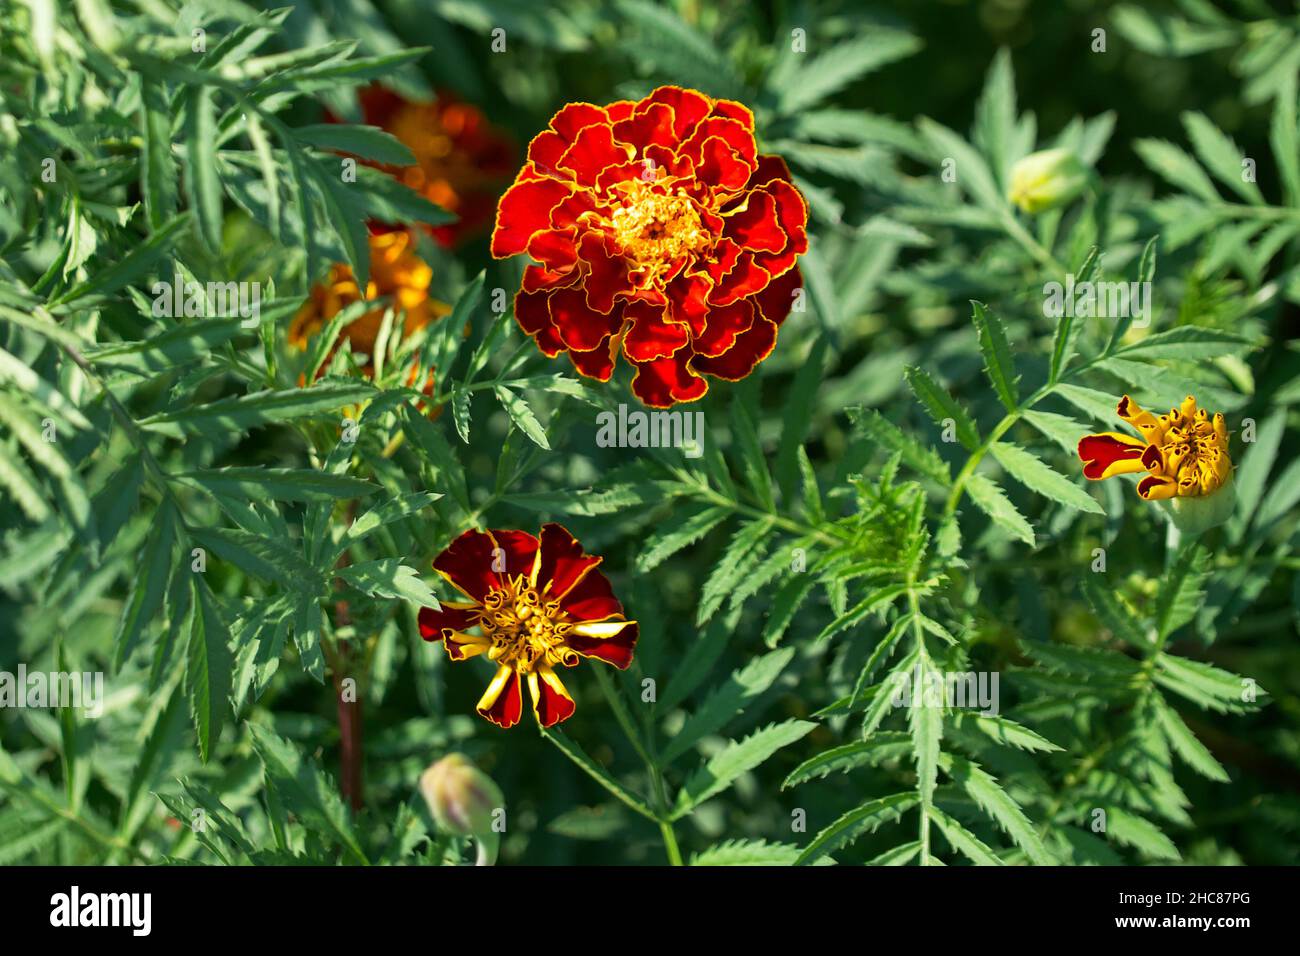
xmin=681 ymin=117 xmax=757 ymax=171
xmin=724 ymin=189 xmax=785 ymax=253
xmin=753 ymin=263 xmax=802 ymax=327
xmin=666 ymin=272 xmax=712 ymax=338
xmin=645 ymin=86 xmax=713 ymax=140
xmin=692 ymin=315 xmax=778 ymax=381
xmin=747 ymin=154 xmax=795 ymax=189
xmin=711 ymin=254 xmax=770 ymax=306
xmin=567 ymin=342 xmax=616 ymax=381
xmin=623 ymin=300 xmax=691 ymax=361
xmin=478 ymin=668 xmax=523 ymax=728
xmin=559 ymin=122 xmax=632 ymax=187
xmin=698 ymin=136 xmax=756 ymax=193
xmin=711 ymin=98 xmax=755 ymax=131
xmin=577 ymin=231 xmax=632 ymax=314
xmin=531 ymin=670 xmax=577 ymax=727
xmin=629 ymin=346 xmax=710 ymax=407
xmin=536 ymin=523 xmax=602 ymax=600
xmin=551 ymin=102 xmax=608 ymax=140
xmin=612 ymin=101 xmax=678 ymax=153
xmin=526 ymin=228 xmax=579 ymax=272
xmin=433 ymin=529 xmax=503 ymax=602
xmin=491 ymin=175 xmax=572 ymax=258
xmin=566 ymin=622 xmax=638 ymax=670
xmin=751 ymin=179 xmax=809 ymax=276
xmin=560 ymin=566 xmax=625 ymax=621
xmin=694 ymin=298 xmax=755 ymax=357
xmin=1077 ymin=433 xmax=1146 ymax=480
xmin=417 ymin=603 xmax=478 ymax=642
xmin=488 ymin=529 xmax=540 ymax=580
xmin=515 ymin=288 xmax=563 ymax=357
xmin=549 ymin=286 xmax=624 ymax=352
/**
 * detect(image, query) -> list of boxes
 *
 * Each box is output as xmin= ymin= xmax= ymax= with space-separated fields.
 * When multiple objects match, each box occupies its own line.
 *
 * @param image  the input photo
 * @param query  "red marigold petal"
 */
xmin=692 ymin=314 xmax=778 ymax=381
xmin=711 ymin=98 xmax=756 ymax=131
xmin=724 ymin=189 xmax=785 ymax=253
xmin=549 ymin=189 xmax=601 ymax=229
xmin=749 ymin=154 xmax=795 ymax=188
xmin=694 ymin=298 xmax=755 ymax=357
xmin=549 ymin=285 xmax=624 ymax=352
xmin=529 ymin=668 xmax=577 ymax=727
xmin=526 ymin=227 xmax=579 ymax=272
xmin=751 ymin=179 xmax=809 ymax=275
xmin=1077 ymin=432 xmax=1147 ymax=480
xmin=536 ymin=523 xmax=603 ymax=600
xmin=491 ymin=175 xmax=572 ymax=258
xmin=697 ymin=136 xmax=756 ymax=193
xmin=560 ymin=566 xmax=625 ymax=621
xmin=433 ymin=529 xmax=503 ymax=601
xmin=629 ymin=346 xmax=709 ymax=407
xmin=559 ymin=122 xmax=633 ymax=187
xmin=566 ymin=621 xmax=638 ymax=670
xmin=753 ymin=263 xmax=803 ymax=327
xmin=515 ymin=288 xmax=563 ymax=357
xmin=521 ymin=263 xmax=579 ymax=295
xmin=567 ymin=341 xmax=616 ymax=381
xmin=417 ymin=603 xmax=479 ymax=642
xmin=551 ymin=102 xmax=608 ymax=140
xmin=477 ymin=666 xmax=523 ymax=728
xmin=645 ymin=86 xmax=713 ymax=140
xmin=711 ymin=254 xmax=771 ymax=306
xmin=681 ymin=117 xmax=757 ymax=171
xmin=623 ymin=300 xmax=691 ymax=361
xmin=576 ymin=231 xmax=632 ymax=313
xmin=666 ymin=272 xmax=712 ymax=337
xmin=704 ymin=237 xmax=741 ymax=286
xmin=526 ymin=130 xmax=567 ymax=174
xmin=488 ymin=529 xmax=540 ymax=579
xmin=613 ymin=101 xmax=678 ymax=153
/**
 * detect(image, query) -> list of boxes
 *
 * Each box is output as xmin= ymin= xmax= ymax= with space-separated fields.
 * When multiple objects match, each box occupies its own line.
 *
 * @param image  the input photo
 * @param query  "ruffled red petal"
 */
xmin=491 ymin=175 xmax=571 ymax=258
xmin=692 ymin=315 xmax=778 ymax=381
xmin=566 ymin=621 xmax=638 ymax=670
xmin=629 ymin=346 xmax=709 ymax=407
xmin=549 ymin=286 xmax=623 ymax=352
xmin=417 ymin=603 xmax=479 ymax=642
xmin=623 ymin=300 xmax=691 ymax=361
xmin=535 ymin=523 xmax=603 ymax=599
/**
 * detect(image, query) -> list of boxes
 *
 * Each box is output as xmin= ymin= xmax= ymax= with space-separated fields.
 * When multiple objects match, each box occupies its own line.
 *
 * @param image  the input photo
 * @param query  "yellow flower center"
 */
xmin=477 ymin=576 xmax=576 ymax=674
xmin=607 ymin=178 xmax=710 ymax=274
xmin=1147 ymin=402 xmax=1231 ymax=496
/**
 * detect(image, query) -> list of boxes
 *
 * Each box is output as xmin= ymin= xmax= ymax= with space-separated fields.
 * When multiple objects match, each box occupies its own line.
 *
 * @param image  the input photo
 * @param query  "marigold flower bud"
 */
xmin=419 ymin=753 xmax=504 ymax=839
xmin=1009 ymin=148 xmax=1088 ymax=213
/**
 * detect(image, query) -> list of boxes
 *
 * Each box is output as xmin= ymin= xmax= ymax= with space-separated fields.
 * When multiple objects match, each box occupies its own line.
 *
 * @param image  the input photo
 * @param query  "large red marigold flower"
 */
xmin=490 ymin=86 xmax=809 ymax=407
xmin=419 ymin=524 xmax=638 ymax=728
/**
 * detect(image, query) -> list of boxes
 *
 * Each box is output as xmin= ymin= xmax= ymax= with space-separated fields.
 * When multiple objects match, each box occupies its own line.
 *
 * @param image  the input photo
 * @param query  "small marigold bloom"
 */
xmin=490 ymin=86 xmax=809 ymax=407
xmin=289 ymin=230 xmax=448 ymax=383
xmin=1078 ymin=394 xmax=1233 ymax=501
xmin=419 ymin=524 xmax=638 ymax=728
xmin=353 ymin=85 xmax=515 ymax=247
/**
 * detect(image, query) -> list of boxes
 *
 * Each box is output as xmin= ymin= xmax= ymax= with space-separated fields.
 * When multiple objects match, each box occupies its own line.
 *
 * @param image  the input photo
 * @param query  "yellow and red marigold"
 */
xmin=1078 ymin=394 xmax=1233 ymax=500
xmin=352 ymin=85 xmax=515 ymax=247
xmin=290 ymin=229 xmax=448 ymax=384
xmin=490 ymin=86 xmax=809 ymax=407
xmin=419 ymin=524 xmax=638 ymax=728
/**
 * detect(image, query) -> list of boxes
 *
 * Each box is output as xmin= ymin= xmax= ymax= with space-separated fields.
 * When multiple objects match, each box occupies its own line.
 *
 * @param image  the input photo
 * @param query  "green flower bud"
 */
xmin=419 ymin=753 xmax=504 ymax=839
xmin=1164 ymin=472 xmax=1237 ymax=536
xmin=1009 ymin=148 xmax=1089 ymax=214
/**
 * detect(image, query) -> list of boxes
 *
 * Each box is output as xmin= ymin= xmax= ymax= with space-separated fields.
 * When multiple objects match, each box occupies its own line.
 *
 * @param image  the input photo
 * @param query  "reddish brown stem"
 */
xmin=334 ymin=649 xmax=365 ymax=813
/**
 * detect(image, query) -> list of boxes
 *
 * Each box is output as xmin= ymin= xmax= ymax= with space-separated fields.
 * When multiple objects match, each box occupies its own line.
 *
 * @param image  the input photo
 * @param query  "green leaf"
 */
xmin=848 ymin=408 xmax=950 ymax=484
xmin=337 ymin=559 xmax=439 ymax=609
xmin=951 ymin=713 xmax=1062 ymax=753
xmin=494 ymin=386 xmax=550 ymax=449
xmin=691 ymin=839 xmax=802 ymax=866
xmin=113 ymin=503 xmax=176 ymax=667
xmin=1155 ymin=654 xmax=1259 ymax=713
xmin=794 ymin=792 xmax=918 ymax=865
xmin=1105 ymin=807 xmax=1180 ymax=860
xmin=931 ymin=807 xmax=1005 ymax=866
xmin=990 ymin=442 xmax=1103 ymax=513
xmin=910 ymin=656 xmax=943 ymax=805
xmin=1155 ymin=543 xmax=1209 ymax=638
xmin=905 ymin=365 xmax=979 ymax=450
xmin=182 ymin=86 xmax=223 ymax=251
xmin=247 ymin=723 xmax=369 ymax=864
xmin=139 ymin=77 xmax=178 ymax=231
xmin=672 ymin=720 xmax=815 ymax=819
xmin=1081 ymin=576 xmax=1153 ymax=649
xmin=945 ymin=754 xmax=1054 ymax=864
xmin=190 ymin=527 xmax=318 ymax=593
xmin=965 ymin=473 xmax=1035 ymax=545
xmin=636 ymin=505 xmax=730 ymax=573
xmin=177 ymin=468 xmax=378 ymax=502
xmin=783 ymin=733 xmax=912 ymax=788
xmin=1154 ymin=695 xmax=1229 ymax=782
xmin=1114 ymin=326 xmax=1252 ymax=361
xmin=662 ymin=648 xmax=794 ymax=763
xmin=762 ymin=572 xmax=817 ymax=647
xmin=295 ymin=124 xmax=416 ymax=166
xmin=1182 ymin=111 xmax=1263 ymax=204
xmin=778 ymin=30 xmax=921 ymax=114
xmin=187 ymin=579 xmax=233 ymax=763
xmin=1134 ymin=138 xmax=1220 ymax=201
xmin=144 ymin=381 xmax=374 ymax=434
xmin=970 ymin=301 xmax=1019 ymax=411
xmin=696 ymin=519 xmax=772 ymax=626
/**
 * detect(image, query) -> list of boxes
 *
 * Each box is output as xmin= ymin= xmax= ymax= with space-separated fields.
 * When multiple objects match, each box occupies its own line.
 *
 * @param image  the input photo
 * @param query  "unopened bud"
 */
xmin=1009 ymin=148 xmax=1088 ymax=214
xmin=419 ymin=753 xmax=503 ymax=839
xmin=1166 ymin=473 xmax=1236 ymax=535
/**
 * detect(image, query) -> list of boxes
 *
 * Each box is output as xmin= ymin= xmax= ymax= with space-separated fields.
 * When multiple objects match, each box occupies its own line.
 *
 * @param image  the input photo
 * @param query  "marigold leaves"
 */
xmin=848 ymin=407 xmax=950 ymax=485
xmin=849 ymin=613 xmax=914 ymax=706
xmin=1229 ymin=408 xmax=1285 ymax=538
xmin=950 ymin=713 xmax=1063 ymax=753
xmin=1021 ymin=640 xmax=1143 ymax=682
xmin=776 ymin=337 xmax=829 ymax=501
xmin=965 ymin=473 xmax=1035 ymax=545
xmin=0 ymin=347 xmax=91 ymax=431
xmin=186 ymin=578 xmax=233 ymax=764
xmin=1056 ymin=382 xmax=1125 ymax=425
xmin=730 ymin=393 xmax=774 ymax=511
xmin=540 ymin=727 xmax=657 ymax=822
xmin=866 ymin=839 xmax=923 ymax=866
xmin=336 ymin=559 xmax=439 ymax=609
xmin=793 ymin=792 xmax=919 ymax=866
xmin=139 ymin=77 xmax=178 ymax=231
xmin=990 ymin=441 xmax=1103 ymax=514
xmin=918 ymin=118 xmax=1002 ymax=210
xmin=182 ymin=86 xmax=223 ymax=252
xmin=143 ymin=381 xmax=375 ymax=435
xmin=1153 ymin=695 xmax=1230 ymax=782
xmin=1081 ymin=577 xmax=1153 ymax=650
xmin=1104 ymin=806 xmax=1181 ymax=861
xmin=247 ymin=723 xmax=369 ymax=865
xmin=177 ymin=467 xmax=378 ymax=503
xmin=1154 ymin=654 xmax=1261 ymax=714
xmin=636 ymin=505 xmax=730 ymax=573
xmin=1022 ymin=409 xmax=1090 ymax=454
xmin=190 ymin=527 xmax=318 ymax=593
xmin=943 ymin=754 xmax=1054 ymax=864
xmin=778 ymin=31 xmax=922 ymax=115
xmin=672 ymin=719 xmax=815 ymax=820
xmin=1113 ymin=326 xmax=1254 ymax=361
xmin=905 ymin=365 xmax=979 ymax=450
xmin=910 ymin=656 xmax=944 ymax=807
xmin=696 ymin=518 xmax=773 ymax=626
xmin=1155 ymin=543 xmax=1210 ymax=639
xmin=494 ymin=385 xmax=550 ymax=450
xmin=783 ymin=732 xmax=912 ymax=788
xmin=690 ymin=839 xmax=804 ymax=866
xmin=341 ymin=491 xmax=441 ymax=551
xmin=930 ymin=807 xmax=1006 ymax=866
xmin=1182 ymin=111 xmax=1264 ymax=204
xmin=294 ymin=123 xmax=416 ymax=166
xmin=661 ymin=648 xmax=794 ymax=764
xmin=969 ymin=301 xmax=1019 ymax=411
xmin=814 ymin=583 xmax=910 ymax=645
xmin=113 ymin=502 xmax=177 ymax=669
xmin=1134 ymin=137 xmax=1221 ymax=202
xmin=762 ymin=572 xmax=818 ymax=648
